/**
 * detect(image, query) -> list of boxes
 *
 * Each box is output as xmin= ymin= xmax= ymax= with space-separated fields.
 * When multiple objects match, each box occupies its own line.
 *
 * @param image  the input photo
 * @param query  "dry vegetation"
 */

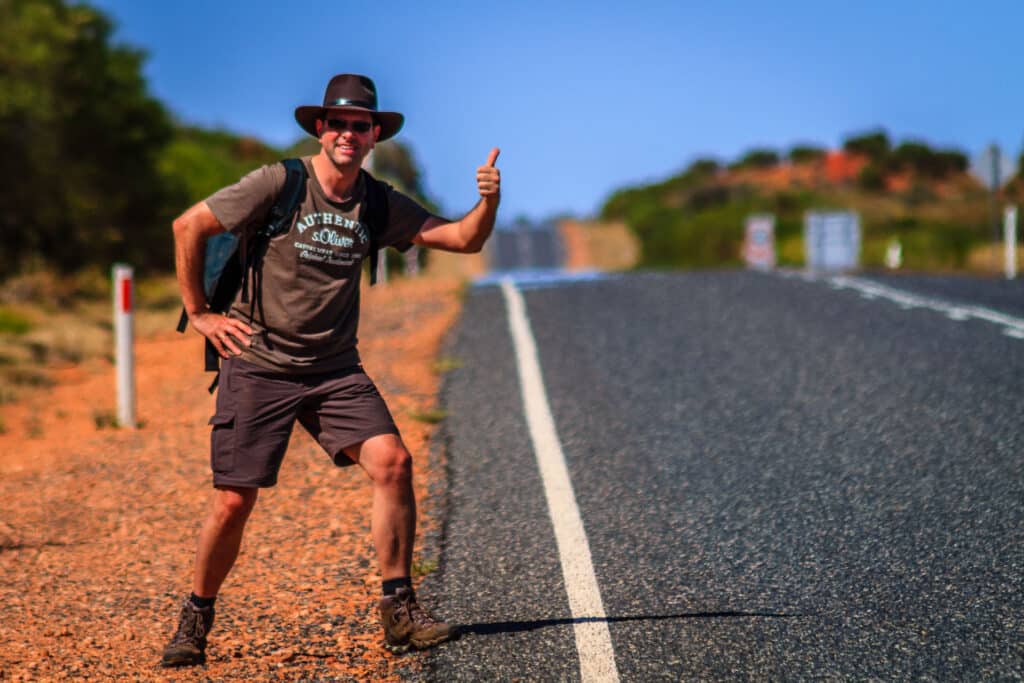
xmin=0 ymin=273 xmax=465 ymax=680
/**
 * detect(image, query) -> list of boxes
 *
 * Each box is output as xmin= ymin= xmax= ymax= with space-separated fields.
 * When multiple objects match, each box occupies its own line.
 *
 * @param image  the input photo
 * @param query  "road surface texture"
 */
xmin=418 ymin=269 xmax=1024 ymax=681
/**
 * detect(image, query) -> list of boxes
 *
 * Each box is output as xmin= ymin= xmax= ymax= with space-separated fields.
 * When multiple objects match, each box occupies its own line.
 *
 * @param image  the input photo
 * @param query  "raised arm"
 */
xmin=172 ymin=201 xmax=253 ymax=357
xmin=413 ymin=148 xmax=501 ymax=253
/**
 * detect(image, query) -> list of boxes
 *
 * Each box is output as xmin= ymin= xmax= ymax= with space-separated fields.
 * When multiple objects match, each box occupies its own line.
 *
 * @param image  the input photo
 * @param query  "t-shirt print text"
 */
xmin=293 ymin=211 xmax=370 ymax=267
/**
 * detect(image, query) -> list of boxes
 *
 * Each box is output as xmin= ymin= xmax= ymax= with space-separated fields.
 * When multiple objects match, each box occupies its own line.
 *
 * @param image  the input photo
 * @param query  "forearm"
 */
xmin=455 ymin=195 xmax=500 ymax=253
xmin=173 ymin=219 xmax=210 ymax=319
xmin=173 ymin=201 xmax=224 ymax=319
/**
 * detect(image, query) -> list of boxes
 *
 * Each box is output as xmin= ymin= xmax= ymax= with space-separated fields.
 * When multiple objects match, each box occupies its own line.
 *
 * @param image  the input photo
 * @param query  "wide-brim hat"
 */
xmin=294 ymin=74 xmax=404 ymax=141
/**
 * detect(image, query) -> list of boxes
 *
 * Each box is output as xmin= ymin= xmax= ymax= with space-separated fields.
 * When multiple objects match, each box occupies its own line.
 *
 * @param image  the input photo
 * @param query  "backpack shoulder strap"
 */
xmin=176 ymin=158 xmax=309 ymax=335
xmin=361 ymin=169 xmax=390 ymax=286
xmin=261 ymin=158 xmax=308 ymax=238
xmin=240 ymin=157 xmax=308 ymax=305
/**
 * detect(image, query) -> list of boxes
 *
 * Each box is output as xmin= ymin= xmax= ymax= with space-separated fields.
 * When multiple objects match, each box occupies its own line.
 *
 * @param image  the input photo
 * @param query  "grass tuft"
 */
xmin=430 ymin=356 xmax=463 ymax=374
xmin=409 ymin=408 xmax=447 ymax=425
xmin=0 ymin=307 xmax=32 ymax=335
xmin=25 ymin=416 xmax=42 ymax=439
xmin=93 ymin=410 xmax=119 ymax=430
xmin=5 ymin=368 xmax=53 ymax=388
xmin=412 ymin=557 xmax=438 ymax=578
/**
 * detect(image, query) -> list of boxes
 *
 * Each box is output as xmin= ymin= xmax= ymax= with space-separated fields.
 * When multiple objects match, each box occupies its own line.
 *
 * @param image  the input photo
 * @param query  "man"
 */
xmin=161 ymin=73 xmax=500 ymax=667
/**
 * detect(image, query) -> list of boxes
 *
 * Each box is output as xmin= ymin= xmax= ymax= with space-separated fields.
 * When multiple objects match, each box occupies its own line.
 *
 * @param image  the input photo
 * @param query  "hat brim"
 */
xmin=294 ymin=105 xmax=404 ymax=141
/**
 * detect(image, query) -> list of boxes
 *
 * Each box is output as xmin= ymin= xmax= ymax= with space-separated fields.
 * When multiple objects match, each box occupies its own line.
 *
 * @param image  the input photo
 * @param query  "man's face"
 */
xmin=316 ymin=110 xmax=380 ymax=170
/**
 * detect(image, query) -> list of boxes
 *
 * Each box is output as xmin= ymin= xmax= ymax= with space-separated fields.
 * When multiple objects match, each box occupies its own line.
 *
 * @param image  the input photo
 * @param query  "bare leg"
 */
xmin=344 ymin=434 xmax=416 ymax=580
xmin=192 ymin=486 xmax=259 ymax=597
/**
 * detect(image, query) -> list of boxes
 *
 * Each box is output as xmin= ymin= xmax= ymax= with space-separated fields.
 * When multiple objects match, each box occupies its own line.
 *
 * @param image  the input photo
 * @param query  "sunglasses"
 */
xmin=323 ymin=118 xmax=374 ymax=134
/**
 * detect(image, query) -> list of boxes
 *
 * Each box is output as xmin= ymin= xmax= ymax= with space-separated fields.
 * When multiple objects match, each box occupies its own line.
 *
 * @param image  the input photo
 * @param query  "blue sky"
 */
xmin=92 ymin=0 xmax=1024 ymax=221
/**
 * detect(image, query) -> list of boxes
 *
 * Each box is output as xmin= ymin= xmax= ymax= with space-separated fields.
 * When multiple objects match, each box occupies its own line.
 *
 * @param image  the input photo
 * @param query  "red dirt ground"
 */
xmin=0 ymin=276 xmax=463 ymax=681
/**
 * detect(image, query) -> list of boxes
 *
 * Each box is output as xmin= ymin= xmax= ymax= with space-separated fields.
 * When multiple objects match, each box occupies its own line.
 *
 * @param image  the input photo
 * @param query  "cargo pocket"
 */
xmin=209 ymin=412 xmax=236 ymax=474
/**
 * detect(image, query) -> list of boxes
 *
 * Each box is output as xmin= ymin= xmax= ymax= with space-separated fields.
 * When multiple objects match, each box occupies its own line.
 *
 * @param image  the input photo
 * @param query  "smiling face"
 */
xmin=315 ymin=109 xmax=380 ymax=171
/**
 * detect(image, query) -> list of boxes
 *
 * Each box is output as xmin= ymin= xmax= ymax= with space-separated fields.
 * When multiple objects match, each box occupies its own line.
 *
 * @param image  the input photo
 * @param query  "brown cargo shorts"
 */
xmin=208 ymin=357 xmax=400 ymax=488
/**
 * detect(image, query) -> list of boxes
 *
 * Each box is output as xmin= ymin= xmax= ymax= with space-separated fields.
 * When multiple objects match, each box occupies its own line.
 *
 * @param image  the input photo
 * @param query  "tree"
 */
xmin=686 ymin=157 xmax=721 ymax=177
xmin=886 ymin=140 xmax=968 ymax=179
xmin=0 ymin=0 xmax=183 ymax=274
xmin=789 ymin=145 xmax=826 ymax=164
xmin=857 ymin=163 xmax=886 ymax=192
xmin=843 ymin=129 xmax=890 ymax=161
xmin=370 ymin=139 xmax=438 ymax=211
xmin=731 ymin=148 xmax=780 ymax=170
xmin=160 ymin=127 xmax=281 ymax=205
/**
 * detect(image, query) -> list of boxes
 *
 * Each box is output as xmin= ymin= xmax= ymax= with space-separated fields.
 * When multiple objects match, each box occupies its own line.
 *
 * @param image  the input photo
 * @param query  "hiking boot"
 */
xmin=160 ymin=599 xmax=215 ymax=667
xmin=378 ymin=587 xmax=459 ymax=654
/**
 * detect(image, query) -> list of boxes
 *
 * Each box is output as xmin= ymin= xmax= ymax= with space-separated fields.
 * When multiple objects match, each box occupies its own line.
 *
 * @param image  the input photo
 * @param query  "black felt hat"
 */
xmin=294 ymin=74 xmax=404 ymax=140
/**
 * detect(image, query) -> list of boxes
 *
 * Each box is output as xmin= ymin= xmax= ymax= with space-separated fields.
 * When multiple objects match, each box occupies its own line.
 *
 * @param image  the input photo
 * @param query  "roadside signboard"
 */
xmin=971 ymin=144 xmax=1016 ymax=191
xmin=743 ymin=214 xmax=776 ymax=269
xmin=805 ymin=211 xmax=860 ymax=271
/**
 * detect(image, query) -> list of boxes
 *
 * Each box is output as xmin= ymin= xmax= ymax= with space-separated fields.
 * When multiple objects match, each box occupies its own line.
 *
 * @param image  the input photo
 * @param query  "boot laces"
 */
xmin=404 ymin=594 xmax=439 ymax=627
xmin=171 ymin=604 xmax=207 ymax=645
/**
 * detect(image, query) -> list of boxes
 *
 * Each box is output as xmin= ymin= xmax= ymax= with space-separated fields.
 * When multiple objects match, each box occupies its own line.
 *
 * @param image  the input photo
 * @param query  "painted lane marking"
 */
xmin=779 ymin=270 xmax=1024 ymax=340
xmin=829 ymin=276 xmax=1024 ymax=339
xmin=501 ymin=279 xmax=620 ymax=683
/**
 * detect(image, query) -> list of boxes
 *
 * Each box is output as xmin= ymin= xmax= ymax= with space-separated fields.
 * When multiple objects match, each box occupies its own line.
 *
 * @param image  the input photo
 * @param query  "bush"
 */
xmin=789 ymin=145 xmax=826 ymax=163
xmin=686 ymin=158 xmax=721 ymax=177
xmin=0 ymin=307 xmax=32 ymax=335
xmin=731 ymin=148 xmax=780 ymax=170
xmin=857 ymin=163 xmax=887 ymax=192
xmin=843 ymin=129 xmax=891 ymax=161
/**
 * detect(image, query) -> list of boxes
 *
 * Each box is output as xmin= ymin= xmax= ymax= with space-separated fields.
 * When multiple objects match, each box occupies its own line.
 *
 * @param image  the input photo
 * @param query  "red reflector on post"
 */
xmin=120 ymin=277 xmax=132 ymax=313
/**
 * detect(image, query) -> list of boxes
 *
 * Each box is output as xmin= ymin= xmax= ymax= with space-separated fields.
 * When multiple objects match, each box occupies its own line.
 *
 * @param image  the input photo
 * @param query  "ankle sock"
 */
xmin=189 ymin=593 xmax=216 ymax=609
xmin=382 ymin=577 xmax=412 ymax=596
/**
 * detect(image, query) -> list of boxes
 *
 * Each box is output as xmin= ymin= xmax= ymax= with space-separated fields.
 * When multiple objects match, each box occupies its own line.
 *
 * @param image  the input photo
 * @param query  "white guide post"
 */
xmin=112 ymin=264 xmax=136 ymax=428
xmin=1004 ymin=205 xmax=1017 ymax=279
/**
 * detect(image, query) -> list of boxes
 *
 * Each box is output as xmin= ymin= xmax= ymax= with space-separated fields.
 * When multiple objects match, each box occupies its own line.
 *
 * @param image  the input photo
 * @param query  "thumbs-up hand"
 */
xmin=476 ymin=148 xmax=501 ymax=200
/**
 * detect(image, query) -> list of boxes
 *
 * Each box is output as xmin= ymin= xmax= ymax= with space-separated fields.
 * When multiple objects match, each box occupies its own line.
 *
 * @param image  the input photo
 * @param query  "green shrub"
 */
xmin=858 ymin=163 xmax=887 ymax=192
xmin=789 ymin=145 xmax=827 ymax=163
xmin=0 ymin=308 xmax=32 ymax=335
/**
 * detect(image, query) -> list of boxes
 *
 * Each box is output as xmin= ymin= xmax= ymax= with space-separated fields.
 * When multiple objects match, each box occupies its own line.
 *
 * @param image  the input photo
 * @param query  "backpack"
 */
xmin=176 ymin=158 xmax=390 ymax=391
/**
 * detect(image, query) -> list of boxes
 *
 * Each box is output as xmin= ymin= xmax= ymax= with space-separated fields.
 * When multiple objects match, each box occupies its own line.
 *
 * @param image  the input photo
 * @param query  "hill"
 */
xmin=600 ymin=130 xmax=1012 ymax=272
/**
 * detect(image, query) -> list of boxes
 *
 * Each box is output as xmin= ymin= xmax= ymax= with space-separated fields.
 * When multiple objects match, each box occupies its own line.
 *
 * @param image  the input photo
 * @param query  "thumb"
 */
xmin=485 ymin=148 xmax=500 ymax=167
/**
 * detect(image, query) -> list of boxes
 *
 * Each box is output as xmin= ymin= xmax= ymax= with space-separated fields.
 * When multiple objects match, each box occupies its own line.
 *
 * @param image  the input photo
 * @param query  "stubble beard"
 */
xmin=326 ymin=138 xmax=367 ymax=173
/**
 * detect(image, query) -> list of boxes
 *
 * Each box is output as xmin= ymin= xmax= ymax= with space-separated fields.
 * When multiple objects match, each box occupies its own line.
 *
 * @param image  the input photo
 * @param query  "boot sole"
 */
xmin=384 ymin=629 xmax=461 ymax=655
xmin=160 ymin=653 xmax=206 ymax=667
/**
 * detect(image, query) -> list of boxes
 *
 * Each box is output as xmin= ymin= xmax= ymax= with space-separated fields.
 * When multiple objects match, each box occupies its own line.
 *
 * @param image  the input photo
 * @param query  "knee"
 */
xmin=213 ymin=487 xmax=258 ymax=524
xmin=374 ymin=445 xmax=413 ymax=488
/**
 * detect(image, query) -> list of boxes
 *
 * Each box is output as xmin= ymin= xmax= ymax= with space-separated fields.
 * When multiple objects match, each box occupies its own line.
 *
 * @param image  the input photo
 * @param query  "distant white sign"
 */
xmin=805 ymin=211 xmax=860 ymax=271
xmin=743 ymin=214 xmax=776 ymax=269
xmin=971 ymin=144 xmax=1017 ymax=190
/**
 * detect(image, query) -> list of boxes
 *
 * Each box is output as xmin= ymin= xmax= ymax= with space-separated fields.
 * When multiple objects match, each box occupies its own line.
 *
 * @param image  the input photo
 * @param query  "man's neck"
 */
xmin=311 ymin=152 xmax=361 ymax=202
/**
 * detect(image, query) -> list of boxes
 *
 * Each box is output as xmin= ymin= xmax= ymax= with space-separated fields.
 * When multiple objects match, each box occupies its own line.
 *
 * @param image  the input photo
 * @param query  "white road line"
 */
xmin=829 ymin=275 xmax=1024 ymax=339
xmin=501 ymin=279 xmax=620 ymax=683
xmin=780 ymin=270 xmax=1024 ymax=340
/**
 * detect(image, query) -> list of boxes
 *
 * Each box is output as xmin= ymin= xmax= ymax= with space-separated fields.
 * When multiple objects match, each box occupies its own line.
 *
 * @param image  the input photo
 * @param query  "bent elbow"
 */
xmin=172 ymin=216 xmax=190 ymax=238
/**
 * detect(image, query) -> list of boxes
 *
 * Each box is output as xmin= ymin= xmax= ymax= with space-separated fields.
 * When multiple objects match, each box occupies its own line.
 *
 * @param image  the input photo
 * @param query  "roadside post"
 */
xmin=885 ymin=239 xmax=903 ymax=269
xmin=112 ymin=263 xmax=136 ymax=428
xmin=743 ymin=214 xmax=776 ymax=269
xmin=971 ymin=145 xmax=1017 ymax=272
xmin=1005 ymin=205 xmax=1018 ymax=279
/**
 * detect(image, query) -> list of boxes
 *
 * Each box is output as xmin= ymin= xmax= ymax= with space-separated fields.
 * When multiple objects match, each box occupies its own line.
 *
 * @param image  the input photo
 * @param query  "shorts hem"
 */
xmin=211 ymin=476 xmax=278 ymax=489
xmin=332 ymin=425 xmax=401 ymax=466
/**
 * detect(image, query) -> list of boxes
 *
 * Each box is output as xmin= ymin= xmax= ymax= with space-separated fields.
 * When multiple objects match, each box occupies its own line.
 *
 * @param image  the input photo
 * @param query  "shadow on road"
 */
xmin=460 ymin=610 xmax=804 ymax=636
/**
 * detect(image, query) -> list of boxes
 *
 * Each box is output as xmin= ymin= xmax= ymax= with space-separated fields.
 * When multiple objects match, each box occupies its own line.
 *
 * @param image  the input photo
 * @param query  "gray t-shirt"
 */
xmin=205 ymin=156 xmax=435 ymax=373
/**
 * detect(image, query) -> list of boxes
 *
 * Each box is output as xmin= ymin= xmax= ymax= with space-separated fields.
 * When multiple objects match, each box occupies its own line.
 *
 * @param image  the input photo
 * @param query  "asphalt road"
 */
xmin=490 ymin=226 xmax=563 ymax=271
xmin=418 ymin=269 xmax=1024 ymax=681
